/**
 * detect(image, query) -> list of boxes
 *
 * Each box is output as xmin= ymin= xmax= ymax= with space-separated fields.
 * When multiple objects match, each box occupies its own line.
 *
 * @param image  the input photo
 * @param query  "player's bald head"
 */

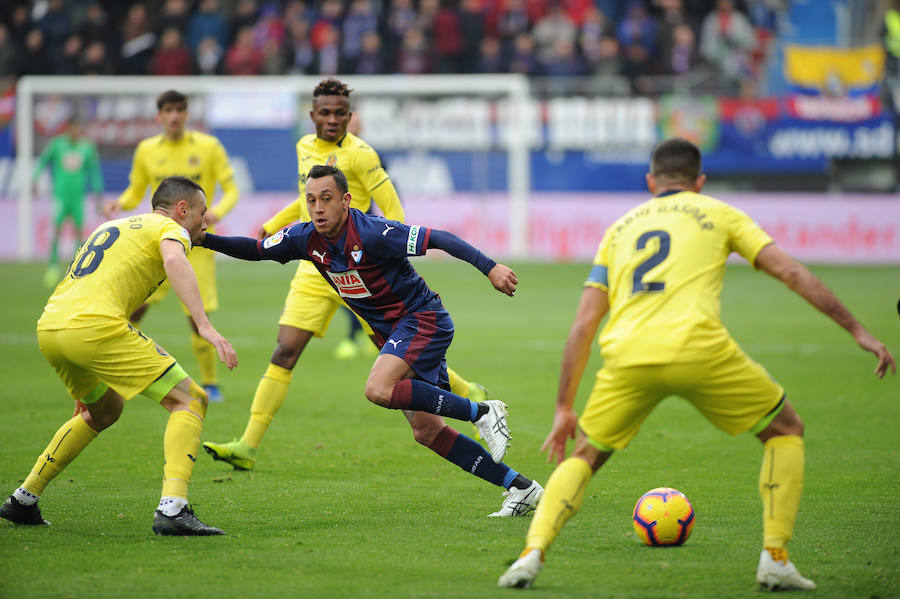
xmin=152 ymin=176 xmax=205 ymax=210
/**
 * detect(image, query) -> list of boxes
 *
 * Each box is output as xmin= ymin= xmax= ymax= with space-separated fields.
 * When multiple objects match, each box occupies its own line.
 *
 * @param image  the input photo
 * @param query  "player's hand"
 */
xmin=540 ymin=408 xmax=578 ymax=465
xmin=197 ymin=323 xmax=238 ymax=370
xmin=257 ymin=226 xmax=269 ymax=240
xmin=72 ymin=399 xmax=88 ymax=417
xmin=488 ymin=264 xmax=517 ymax=297
xmin=205 ymin=212 xmax=220 ymax=226
xmin=854 ymin=330 xmax=896 ymax=378
xmin=102 ymin=200 xmax=120 ymax=219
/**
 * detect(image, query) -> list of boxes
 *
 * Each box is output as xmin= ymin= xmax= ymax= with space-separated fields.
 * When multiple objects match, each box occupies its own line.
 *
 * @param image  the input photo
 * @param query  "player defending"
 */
xmin=103 ymin=90 xmax=239 ymax=403
xmin=203 ymin=78 xmax=492 ymax=473
xmin=33 ymin=118 xmax=104 ymax=288
xmin=0 ymin=176 xmax=238 ymax=535
xmin=498 ymin=138 xmax=895 ymax=590
xmin=202 ymin=164 xmax=543 ymax=517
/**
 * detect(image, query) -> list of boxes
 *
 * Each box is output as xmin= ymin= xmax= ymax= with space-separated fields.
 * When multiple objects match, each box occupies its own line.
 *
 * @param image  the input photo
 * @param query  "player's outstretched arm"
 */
xmin=161 ymin=239 xmax=238 ymax=370
xmin=755 ymin=243 xmax=896 ymax=378
xmin=542 ymin=285 xmax=609 ymax=464
xmin=426 ymin=229 xmax=516 ymax=294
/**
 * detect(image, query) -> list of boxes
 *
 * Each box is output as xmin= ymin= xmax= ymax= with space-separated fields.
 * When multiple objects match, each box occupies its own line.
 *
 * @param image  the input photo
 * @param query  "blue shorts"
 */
xmin=380 ymin=310 xmax=453 ymax=390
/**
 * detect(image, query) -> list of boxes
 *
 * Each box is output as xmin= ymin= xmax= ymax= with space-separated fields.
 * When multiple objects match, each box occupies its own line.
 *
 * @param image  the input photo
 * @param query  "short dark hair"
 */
xmin=307 ymin=164 xmax=349 ymax=195
xmin=152 ymin=176 xmax=204 ymax=209
xmin=157 ymin=89 xmax=188 ymax=110
xmin=650 ymin=137 xmax=702 ymax=183
xmin=313 ymin=78 xmax=352 ymax=100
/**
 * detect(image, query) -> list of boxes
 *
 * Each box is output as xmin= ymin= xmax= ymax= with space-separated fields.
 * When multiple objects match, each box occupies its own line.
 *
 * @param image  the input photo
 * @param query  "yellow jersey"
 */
xmin=586 ymin=190 xmax=773 ymax=367
xmin=117 ymin=130 xmax=238 ymax=231
xmin=37 ymin=213 xmax=192 ymax=329
xmin=263 ymin=131 xmax=404 ymax=233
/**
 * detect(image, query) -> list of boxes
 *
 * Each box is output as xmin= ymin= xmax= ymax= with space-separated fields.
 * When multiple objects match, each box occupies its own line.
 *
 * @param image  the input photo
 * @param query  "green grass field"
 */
xmin=0 ymin=259 xmax=897 ymax=599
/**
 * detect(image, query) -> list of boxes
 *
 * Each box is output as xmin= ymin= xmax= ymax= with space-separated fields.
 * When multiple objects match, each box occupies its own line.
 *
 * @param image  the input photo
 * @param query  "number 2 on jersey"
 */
xmin=632 ymin=230 xmax=670 ymax=294
xmin=70 ymin=226 xmax=120 ymax=278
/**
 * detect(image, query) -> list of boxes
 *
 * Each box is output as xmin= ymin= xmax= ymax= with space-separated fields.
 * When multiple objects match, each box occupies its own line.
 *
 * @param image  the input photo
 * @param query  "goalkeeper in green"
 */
xmin=33 ymin=119 xmax=104 ymax=287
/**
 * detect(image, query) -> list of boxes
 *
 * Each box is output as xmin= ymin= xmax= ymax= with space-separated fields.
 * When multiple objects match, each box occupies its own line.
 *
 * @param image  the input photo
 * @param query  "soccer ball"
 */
xmin=632 ymin=487 xmax=695 ymax=546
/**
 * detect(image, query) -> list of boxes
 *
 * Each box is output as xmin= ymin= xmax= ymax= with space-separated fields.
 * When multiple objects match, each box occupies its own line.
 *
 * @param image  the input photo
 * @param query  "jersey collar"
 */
xmin=654 ymin=189 xmax=688 ymax=198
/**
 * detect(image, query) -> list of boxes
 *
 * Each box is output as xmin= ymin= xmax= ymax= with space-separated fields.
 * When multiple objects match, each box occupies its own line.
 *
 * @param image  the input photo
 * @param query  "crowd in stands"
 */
xmin=0 ymin=0 xmax=783 ymax=94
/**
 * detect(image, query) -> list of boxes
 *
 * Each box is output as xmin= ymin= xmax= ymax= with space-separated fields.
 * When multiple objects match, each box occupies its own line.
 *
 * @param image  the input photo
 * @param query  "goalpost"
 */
xmin=15 ymin=74 xmax=531 ymax=261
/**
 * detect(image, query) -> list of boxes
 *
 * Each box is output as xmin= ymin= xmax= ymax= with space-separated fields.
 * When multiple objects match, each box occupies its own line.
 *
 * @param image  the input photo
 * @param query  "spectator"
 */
xmin=394 ymin=26 xmax=431 ymax=74
xmin=120 ymin=3 xmax=156 ymax=74
xmin=8 ymin=4 xmax=31 ymax=50
xmin=496 ymin=0 xmax=532 ymax=48
xmin=186 ymin=0 xmax=229 ymax=53
xmin=509 ymin=32 xmax=539 ymax=75
xmin=81 ymin=39 xmax=115 ymax=75
xmin=617 ymin=0 xmax=658 ymax=83
xmin=541 ymin=37 xmax=587 ymax=76
xmin=384 ymin=0 xmax=418 ymax=66
xmin=55 ymin=33 xmax=83 ymax=75
xmin=341 ymin=0 xmax=379 ymax=73
xmin=310 ymin=0 xmax=343 ymax=51
xmin=253 ymin=4 xmax=286 ymax=50
xmin=285 ymin=18 xmax=315 ymax=74
xmin=229 ymin=0 xmax=259 ymax=44
xmin=150 ymin=27 xmax=195 ymax=75
xmin=34 ymin=0 xmax=70 ymax=60
xmin=433 ymin=0 xmax=465 ymax=73
xmin=700 ymin=0 xmax=757 ymax=91
xmin=19 ymin=29 xmax=53 ymax=76
xmin=459 ymin=0 xmax=486 ymax=72
xmin=475 ymin=36 xmax=506 ymax=73
xmin=583 ymin=33 xmax=621 ymax=76
xmin=196 ymin=35 xmax=224 ymax=75
xmin=156 ymin=0 xmax=192 ymax=36
xmin=562 ymin=0 xmax=595 ymax=27
xmin=261 ymin=37 xmax=286 ymax=75
xmin=355 ymin=30 xmax=385 ymax=75
xmin=532 ymin=5 xmax=578 ymax=64
xmin=313 ymin=23 xmax=340 ymax=75
xmin=416 ymin=0 xmax=441 ymax=35
xmin=78 ymin=2 xmax=116 ymax=55
xmin=223 ymin=25 xmax=262 ymax=74
xmin=0 ymin=24 xmax=20 ymax=78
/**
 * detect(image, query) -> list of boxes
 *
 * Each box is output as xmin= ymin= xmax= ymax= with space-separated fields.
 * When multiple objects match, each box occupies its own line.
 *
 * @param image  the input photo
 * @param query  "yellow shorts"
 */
xmin=37 ymin=319 xmax=187 ymax=403
xmin=579 ymin=344 xmax=784 ymax=451
xmin=146 ymin=246 xmax=218 ymax=314
xmin=279 ymin=261 xmax=372 ymax=337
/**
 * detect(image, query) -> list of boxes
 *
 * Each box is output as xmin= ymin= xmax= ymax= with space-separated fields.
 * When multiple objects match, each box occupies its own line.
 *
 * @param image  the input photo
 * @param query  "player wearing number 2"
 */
xmin=498 ymin=137 xmax=895 ymax=590
xmin=0 ymin=177 xmax=237 ymax=535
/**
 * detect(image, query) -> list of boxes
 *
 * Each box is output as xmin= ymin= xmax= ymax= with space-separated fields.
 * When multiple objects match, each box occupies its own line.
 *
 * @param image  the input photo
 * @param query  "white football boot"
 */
xmin=756 ymin=549 xmax=817 ymax=591
xmin=475 ymin=400 xmax=510 ymax=463
xmin=489 ymin=480 xmax=543 ymax=517
xmin=498 ymin=548 xmax=543 ymax=589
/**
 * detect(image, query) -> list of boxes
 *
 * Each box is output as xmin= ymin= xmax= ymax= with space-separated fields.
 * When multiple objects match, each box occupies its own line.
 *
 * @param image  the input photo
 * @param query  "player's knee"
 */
xmin=270 ymin=343 xmax=302 ymax=370
xmin=364 ymin=379 xmax=391 ymax=407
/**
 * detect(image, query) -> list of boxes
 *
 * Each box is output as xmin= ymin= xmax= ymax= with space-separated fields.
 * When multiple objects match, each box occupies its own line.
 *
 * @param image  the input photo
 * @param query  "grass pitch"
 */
xmin=0 ymin=259 xmax=897 ymax=598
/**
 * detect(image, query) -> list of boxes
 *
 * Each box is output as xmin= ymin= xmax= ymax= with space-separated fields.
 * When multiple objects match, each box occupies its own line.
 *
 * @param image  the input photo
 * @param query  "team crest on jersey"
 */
xmin=326 ymin=269 xmax=372 ymax=298
xmin=189 ymin=155 xmax=200 ymax=166
xmin=350 ymin=245 xmax=362 ymax=263
xmin=326 ymin=154 xmax=338 ymax=167
xmin=263 ymin=229 xmax=285 ymax=249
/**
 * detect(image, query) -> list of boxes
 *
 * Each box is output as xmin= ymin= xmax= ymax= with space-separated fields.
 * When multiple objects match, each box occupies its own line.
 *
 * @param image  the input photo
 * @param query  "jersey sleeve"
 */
xmin=258 ymin=223 xmax=313 ymax=263
xmin=159 ymin=218 xmax=192 ymax=254
xmin=355 ymin=144 xmax=404 ymax=222
xmin=585 ymin=232 xmax=611 ymax=291
xmin=208 ymin=137 xmax=238 ymax=219
xmin=119 ymin=142 xmax=150 ymax=210
xmin=32 ymin=138 xmax=56 ymax=179
xmin=726 ymin=205 xmax=774 ymax=267
xmin=372 ymin=219 xmax=430 ymax=258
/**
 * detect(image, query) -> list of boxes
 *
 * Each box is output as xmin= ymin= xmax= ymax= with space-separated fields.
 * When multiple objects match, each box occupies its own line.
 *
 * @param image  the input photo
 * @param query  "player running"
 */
xmin=203 ymin=78 xmax=493 ymax=475
xmin=201 ymin=164 xmax=543 ymax=517
xmin=104 ymin=90 xmax=239 ymax=403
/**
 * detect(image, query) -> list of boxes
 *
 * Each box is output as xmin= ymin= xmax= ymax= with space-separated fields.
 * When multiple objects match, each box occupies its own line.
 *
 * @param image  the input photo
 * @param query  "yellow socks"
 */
xmin=525 ymin=457 xmax=593 ymax=554
xmin=190 ymin=331 xmax=217 ymax=386
xmin=759 ymin=435 xmax=805 ymax=549
xmin=162 ymin=409 xmax=203 ymax=499
xmin=242 ymin=363 xmax=293 ymax=449
xmin=447 ymin=368 xmax=470 ymax=398
xmin=22 ymin=414 xmax=98 ymax=496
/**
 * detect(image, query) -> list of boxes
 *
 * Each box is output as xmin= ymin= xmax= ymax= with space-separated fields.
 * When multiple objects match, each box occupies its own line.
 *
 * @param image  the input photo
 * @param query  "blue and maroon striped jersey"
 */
xmin=260 ymin=208 xmax=444 ymax=345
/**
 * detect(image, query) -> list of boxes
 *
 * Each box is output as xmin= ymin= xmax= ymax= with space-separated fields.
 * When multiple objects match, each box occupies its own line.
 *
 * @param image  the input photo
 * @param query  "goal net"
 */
xmin=14 ymin=74 xmax=531 ymax=261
